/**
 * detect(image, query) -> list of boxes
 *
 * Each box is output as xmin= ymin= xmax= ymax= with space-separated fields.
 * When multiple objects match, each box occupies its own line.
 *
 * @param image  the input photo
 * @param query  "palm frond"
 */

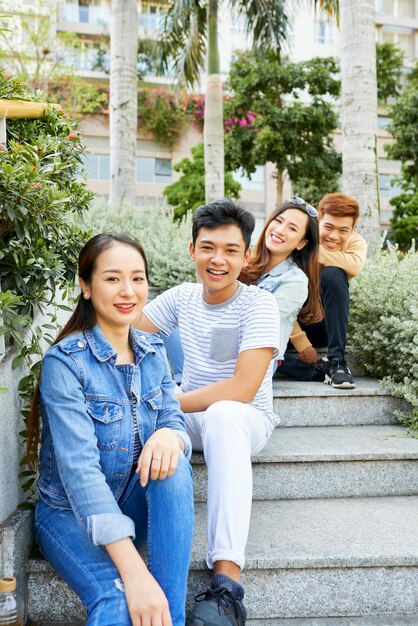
xmin=312 ymin=0 xmax=339 ymax=24
xmin=232 ymin=0 xmax=288 ymax=51
xmin=159 ymin=0 xmax=207 ymax=87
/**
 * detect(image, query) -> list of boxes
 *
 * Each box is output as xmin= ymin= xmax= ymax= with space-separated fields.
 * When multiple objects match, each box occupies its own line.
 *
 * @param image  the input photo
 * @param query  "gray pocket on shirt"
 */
xmin=210 ymin=327 xmax=239 ymax=362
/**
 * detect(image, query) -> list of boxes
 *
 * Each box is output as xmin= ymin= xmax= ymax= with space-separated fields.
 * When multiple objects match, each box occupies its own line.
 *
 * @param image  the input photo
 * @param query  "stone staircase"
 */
xmin=24 ymin=377 xmax=418 ymax=624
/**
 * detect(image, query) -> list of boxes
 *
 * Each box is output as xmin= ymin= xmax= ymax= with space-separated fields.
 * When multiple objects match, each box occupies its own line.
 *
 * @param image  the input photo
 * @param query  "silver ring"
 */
xmin=152 ymin=457 xmax=162 ymax=462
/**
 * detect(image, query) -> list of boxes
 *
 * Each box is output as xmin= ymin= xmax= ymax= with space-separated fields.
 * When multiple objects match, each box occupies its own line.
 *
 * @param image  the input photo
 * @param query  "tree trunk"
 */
xmin=204 ymin=0 xmax=224 ymax=202
xmin=109 ymin=0 xmax=138 ymax=206
xmin=276 ymin=170 xmax=284 ymax=206
xmin=340 ymin=0 xmax=380 ymax=255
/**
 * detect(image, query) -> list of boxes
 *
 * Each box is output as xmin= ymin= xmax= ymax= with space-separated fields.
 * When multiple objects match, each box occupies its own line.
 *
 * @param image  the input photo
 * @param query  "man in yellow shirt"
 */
xmin=278 ymin=193 xmax=367 ymax=389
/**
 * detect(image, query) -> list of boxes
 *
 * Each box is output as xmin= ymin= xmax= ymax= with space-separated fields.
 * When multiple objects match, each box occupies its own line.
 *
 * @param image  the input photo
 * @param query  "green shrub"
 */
xmin=82 ymin=199 xmax=196 ymax=291
xmin=0 ymin=68 xmax=92 ymax=496
xmin=349 ymin=244 xmax=418 ymax=432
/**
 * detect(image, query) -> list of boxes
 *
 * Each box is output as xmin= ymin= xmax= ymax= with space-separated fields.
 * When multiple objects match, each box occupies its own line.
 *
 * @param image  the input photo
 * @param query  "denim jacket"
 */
xmin=257 ymin=257 xmax=308 ymax=359
xmin=38 ymin=324 xmax=192 ymax=546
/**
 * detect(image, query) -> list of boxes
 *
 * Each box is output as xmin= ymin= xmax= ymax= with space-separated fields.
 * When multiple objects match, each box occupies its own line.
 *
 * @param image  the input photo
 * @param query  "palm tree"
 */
xmin=161 ymin=0 xmax=287 ymax=201
xmin=340 ymin=0 xmax=380 ymax=253
xmin=109 ymin=0 xmax=138 ymax=206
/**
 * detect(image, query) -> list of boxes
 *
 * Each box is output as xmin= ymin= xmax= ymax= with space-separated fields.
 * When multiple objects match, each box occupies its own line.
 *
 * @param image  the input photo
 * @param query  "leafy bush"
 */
xmin=138 ymin=88 xmax=186 ymax=148
xmin=82 ymin=200 xmax=196 ymax=290
xmin=349 ymin=244 xmax=418 ymax=432
xmin=163 ymin=143 xmax=241 ymax=220
xmin=0 ymin=68 xmax=92 ymax=495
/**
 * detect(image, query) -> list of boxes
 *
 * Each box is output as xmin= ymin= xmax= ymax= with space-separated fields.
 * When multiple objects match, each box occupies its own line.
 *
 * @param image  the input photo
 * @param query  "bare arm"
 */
xmin=106 ymin=538 xmax=172 ymax=626
xmin=176 ymin=347 xmax=274 ymax=414
xmin=136 ymin=312 xmax=161 ymax=334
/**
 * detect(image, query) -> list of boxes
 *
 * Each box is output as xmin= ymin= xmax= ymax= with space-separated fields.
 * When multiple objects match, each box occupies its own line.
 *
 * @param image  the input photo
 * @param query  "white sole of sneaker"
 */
xmin=324 ymin=377 xmax=355 ymax=389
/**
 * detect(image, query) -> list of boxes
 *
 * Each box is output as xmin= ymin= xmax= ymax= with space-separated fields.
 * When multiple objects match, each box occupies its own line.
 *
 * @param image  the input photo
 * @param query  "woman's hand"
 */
xmin=136 ymin=428 xmax=182 ymax=487
xmin=124 ymin=568 xmax=172 ymax=626
xmin=106 ymin=538 xmax=172 ymax=626
xmin=298 ymin=346 xmax=318 ymax=364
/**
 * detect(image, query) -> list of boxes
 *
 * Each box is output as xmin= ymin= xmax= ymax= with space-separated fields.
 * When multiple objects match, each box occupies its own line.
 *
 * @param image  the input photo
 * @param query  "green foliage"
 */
xmin=39 ymin=74 xmax=108 ymax=120
xmin=387 ymin=175 xmax=418 ymax=249
xmin=138 ymin=88 xmax=186 ymax=147
xmin=224 ymin=50 xmax=342 ymax=200
xmin=163 ymin=143 xmax=241 ymax=220
xmin=0 ymin=7 xmax=84 ymax=91
xmin=349 ymin=244 xmax=418 ymax=433
xmin=376 ymin=42 xmax=405 ymax=103
xmin=160 ymin=0 xmax=287 ymax=87
xmin=0 ymin=69 xmax=92 ymax=499
xmin=82 ymin=200 xmax=196 ymax=290
xmin=386 ymin=61 xmax=418 ymax=248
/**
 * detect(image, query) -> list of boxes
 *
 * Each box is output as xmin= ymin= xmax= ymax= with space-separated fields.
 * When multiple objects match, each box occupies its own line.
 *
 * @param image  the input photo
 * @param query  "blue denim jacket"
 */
xmin=257 ymin=257 xmax=308 ymax=359
xmin=38 ymin=324 xmax=192 ymax=546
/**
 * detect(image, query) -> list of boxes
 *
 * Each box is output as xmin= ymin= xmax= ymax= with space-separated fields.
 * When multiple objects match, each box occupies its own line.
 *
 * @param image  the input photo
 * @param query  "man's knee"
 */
xmin=202 ymin=401 xmax=248 ymax=438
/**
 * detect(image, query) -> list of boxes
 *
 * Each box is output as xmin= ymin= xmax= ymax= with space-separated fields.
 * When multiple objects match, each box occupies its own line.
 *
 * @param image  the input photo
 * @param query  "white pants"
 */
xmin=185 ymin=400 xmax=272 ymax=570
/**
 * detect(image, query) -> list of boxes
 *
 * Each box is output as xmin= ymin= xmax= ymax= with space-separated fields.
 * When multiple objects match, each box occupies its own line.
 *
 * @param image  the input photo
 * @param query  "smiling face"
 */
xmin=79 ymin=243 xmax=148 ymax=336
xmin=190 ymin=225 xmax=249 ymax=304
xmin=265 ymin=208 xmax=308 ymax=268
xmin=319 ymin=213 xmax=354 ymax=251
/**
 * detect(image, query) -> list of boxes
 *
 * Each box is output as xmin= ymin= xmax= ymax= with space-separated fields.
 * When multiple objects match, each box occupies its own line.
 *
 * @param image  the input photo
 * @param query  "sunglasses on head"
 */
xmin=289 ymin=196 xmax=318 ymax=218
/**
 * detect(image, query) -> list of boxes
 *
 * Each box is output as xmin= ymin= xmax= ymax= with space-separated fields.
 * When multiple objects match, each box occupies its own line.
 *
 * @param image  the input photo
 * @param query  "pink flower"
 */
xmin=0 ymin=145 xmax=4 ymax=151
xmin=239 ymin=118 xmax=248 ymax=127
xmin=247 ymin=113 xmax=255 ymax=123
xmin=4 ymin=71 xmax=12 ymax=78
xmin=67 ymin=132 xmax=78 ymax=140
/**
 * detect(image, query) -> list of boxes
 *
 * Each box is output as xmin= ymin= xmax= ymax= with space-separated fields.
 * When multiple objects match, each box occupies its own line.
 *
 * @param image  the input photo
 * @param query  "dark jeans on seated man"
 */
xmin=278 ymin=267 xmax=354 ymax=388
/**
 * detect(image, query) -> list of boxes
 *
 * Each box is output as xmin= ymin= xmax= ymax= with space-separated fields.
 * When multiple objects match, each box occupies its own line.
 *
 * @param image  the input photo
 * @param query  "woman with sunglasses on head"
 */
xmin=240 ymin=197 xmax=323 ymax=368
xmin=27 ymin=233 xmax=194 ymax=626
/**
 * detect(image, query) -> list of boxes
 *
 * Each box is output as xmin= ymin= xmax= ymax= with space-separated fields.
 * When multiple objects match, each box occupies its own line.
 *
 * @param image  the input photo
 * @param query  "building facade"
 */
xmin=2 ymin=0 xmax=418 ymax=229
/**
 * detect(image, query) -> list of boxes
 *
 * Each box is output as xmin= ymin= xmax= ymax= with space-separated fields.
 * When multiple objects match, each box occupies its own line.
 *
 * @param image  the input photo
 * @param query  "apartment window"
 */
xmin=376 ymin=0 xmax=414 ymax=17
xmin=62 ymin=1 xmax=110 ymax=26
xmin=139 ymin=5 xmax=162 ymax=31
xmin=62 ymin=40 xmax=106 ymax=71
xmin=136 ymin=157 xmax=172 ymax=183
xmin=84 ymin=153 xmax=110 ymax=180
xmin=314 ymin=19 xmax=334 ymax=44
xmin=230 ymin=12 xmax=247 ymax=35
xmin=233 ymin=166 xmax=265 ymax=190
xmin=381 ymin=25 xmax=414 ymax=60
xmin=377 ymin=115 xmax=392 ymax=129
xmin=378 ymin=174 xmax=402 ymax=197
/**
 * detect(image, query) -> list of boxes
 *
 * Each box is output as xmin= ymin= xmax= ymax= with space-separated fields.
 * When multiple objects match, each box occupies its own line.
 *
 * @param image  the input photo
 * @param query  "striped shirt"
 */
xmin=143 ymin=282 xmax=280 ymax=428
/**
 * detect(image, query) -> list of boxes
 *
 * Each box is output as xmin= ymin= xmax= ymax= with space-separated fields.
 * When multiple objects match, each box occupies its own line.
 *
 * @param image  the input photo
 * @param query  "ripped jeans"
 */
xmin=35 ymin=455 xmax=194 ymax=626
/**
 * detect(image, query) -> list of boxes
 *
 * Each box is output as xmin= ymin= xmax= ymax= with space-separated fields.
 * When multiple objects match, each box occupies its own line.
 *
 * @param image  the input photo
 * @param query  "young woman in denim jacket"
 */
xmin=240 ymin=198 xmax=323 ymax=364
xmin=27 ymin=233 xmax=194 ymax=626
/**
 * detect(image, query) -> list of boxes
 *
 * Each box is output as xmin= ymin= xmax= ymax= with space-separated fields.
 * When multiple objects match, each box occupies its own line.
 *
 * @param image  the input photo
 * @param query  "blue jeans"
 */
xmin=35 ymin=455 xmax=194 ymax=626
xmin=279 ymin=267 xmax=350 ymax=381
xmin=162 ymin=329 xmax=184 ymax=384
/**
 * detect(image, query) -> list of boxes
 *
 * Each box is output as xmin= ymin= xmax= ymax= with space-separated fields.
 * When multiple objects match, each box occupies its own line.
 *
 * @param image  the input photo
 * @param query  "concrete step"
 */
xmin=192 ymin=424 xmax=418 ymax=501
xmin=27 ymin=496 xmax=418 ymax=622
xmin=273 ymin=378 xmax=410 ymax=427
xmin=247 ymin=618 xmax=418 ymax=625
xmin=27 ymin=618 xmax=418 ymax=626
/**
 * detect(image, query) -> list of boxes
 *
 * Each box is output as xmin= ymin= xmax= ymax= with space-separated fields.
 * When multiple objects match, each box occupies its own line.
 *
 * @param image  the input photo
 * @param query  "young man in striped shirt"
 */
xmin=138 ymin=199 xmax=280 ymax=626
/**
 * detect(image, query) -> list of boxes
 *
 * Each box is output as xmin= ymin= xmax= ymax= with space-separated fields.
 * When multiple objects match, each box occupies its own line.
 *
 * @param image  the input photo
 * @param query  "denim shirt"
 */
xmin=38 ymin=324 xmax=192 ymax=546
xmin=257 ymin=257 xmax=308 ymax=359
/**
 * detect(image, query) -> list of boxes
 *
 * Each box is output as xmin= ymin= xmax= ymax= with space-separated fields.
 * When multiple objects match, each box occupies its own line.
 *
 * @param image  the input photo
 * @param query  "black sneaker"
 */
xmin=324 ymin=357 xmax=355 ymax=389
xmin=312 ymin=357 xmax=330 ymax=382
xmin=186 ymin=586 xmax=247 ymax=626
